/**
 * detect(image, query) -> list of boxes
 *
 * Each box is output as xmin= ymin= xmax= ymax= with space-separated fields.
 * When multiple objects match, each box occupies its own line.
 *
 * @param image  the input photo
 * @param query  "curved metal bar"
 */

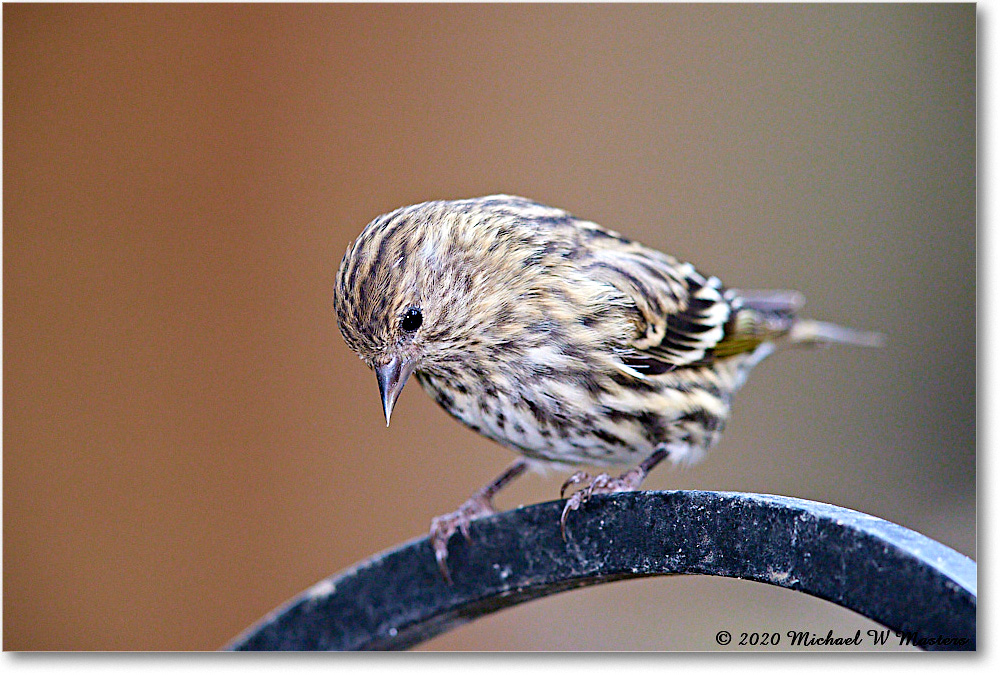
xmin=227 ymin=491 xmax=976 ymax=651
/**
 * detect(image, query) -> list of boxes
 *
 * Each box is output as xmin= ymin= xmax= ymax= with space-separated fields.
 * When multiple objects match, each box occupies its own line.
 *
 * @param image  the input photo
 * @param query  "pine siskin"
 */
xmin=333 ymin=195 xmax=882 ymax=579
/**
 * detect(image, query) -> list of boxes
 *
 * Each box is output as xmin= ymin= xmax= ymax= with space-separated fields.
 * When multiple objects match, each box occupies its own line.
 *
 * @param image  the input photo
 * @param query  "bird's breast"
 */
xmin=412 ymin=367 xmax=670 ymax=466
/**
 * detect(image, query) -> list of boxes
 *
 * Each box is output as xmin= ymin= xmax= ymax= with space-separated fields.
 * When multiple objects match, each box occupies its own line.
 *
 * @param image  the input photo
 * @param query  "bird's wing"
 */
xmin=578 ymin=228 xmax=796 ymax=372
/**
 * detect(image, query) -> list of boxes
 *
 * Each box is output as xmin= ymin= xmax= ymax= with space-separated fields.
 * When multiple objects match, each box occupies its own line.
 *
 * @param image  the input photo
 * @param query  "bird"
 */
xmin=332 ymin=195 xmax=882 ymax=580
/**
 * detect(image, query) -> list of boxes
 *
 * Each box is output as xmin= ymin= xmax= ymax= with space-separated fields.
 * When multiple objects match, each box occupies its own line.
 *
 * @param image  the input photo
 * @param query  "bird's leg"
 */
xmin=560 ymin=447 xmax=670 ymax=538
xmin=430 ymin=458 xmax=528 ymax=582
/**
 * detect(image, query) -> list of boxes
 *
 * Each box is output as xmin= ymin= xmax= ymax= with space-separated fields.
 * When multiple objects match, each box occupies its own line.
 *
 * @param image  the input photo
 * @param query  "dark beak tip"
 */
xmin=374 ymin=357 xmax=416 ymax=427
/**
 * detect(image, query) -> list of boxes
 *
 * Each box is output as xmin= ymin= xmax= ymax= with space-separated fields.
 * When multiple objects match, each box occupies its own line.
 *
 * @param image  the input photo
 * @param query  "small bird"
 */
xmin=333 ymin=195 xmax=881 ymax=579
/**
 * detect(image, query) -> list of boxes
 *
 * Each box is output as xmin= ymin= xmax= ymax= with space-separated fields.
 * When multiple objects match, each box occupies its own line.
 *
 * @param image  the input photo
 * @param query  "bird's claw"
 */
xmin=560 ymin=471 xmax=593 ymax=498
xmin=429 ymin=494 xmax=496 ymax=583
xmin=559 ymin=468 xmax=646 ymax=540
xmin=559 ymin=488 xmax=588 ymax=540
xmin=560 ymin=472 xmax=608 ymax=539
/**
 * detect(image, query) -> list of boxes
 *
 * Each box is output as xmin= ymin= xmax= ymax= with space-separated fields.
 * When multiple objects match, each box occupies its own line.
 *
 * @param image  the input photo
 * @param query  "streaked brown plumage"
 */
xmin=333 ymin=195 xmax=881 ymax=578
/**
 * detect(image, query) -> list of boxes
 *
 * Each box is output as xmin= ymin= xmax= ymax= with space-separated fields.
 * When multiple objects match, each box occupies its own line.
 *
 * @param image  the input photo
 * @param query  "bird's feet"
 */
xmin=559 ymin=466 xmax=648 ymax=539
xmin=429 ymin=494 xmax=497 ymax=583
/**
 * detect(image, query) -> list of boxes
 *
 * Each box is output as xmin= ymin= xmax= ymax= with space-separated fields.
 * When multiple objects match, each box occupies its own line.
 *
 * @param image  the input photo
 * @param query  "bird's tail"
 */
xmin=787 ymin=319 xmax=885 ymax=348
xmin=732 ymin=289 xmax=884 ymax=349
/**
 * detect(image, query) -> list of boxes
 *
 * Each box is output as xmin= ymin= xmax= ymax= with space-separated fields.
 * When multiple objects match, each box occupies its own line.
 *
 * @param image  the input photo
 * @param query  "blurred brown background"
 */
xmin=4 ymin=3 xmax=975 ymax=651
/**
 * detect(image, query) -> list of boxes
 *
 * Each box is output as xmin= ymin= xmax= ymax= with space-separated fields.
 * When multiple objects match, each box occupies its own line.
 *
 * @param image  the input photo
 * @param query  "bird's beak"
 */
xmin=375 ymin=356 xmax=417 ymax=427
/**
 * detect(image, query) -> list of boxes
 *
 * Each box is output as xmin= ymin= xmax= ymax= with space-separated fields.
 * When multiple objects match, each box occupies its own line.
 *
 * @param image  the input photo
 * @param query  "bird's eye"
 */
xmin=401 ymin=307 xmax=423 ymax=332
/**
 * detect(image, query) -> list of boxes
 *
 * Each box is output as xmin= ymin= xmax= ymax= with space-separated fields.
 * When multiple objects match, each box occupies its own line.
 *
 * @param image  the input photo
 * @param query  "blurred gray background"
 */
xmin=4 ymin=4 xmax=974 ymax=650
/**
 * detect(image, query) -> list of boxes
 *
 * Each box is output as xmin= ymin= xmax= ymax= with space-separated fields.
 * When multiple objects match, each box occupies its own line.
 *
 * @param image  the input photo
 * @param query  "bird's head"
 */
xmin=333 ymin=196 xmax=554 ymax=425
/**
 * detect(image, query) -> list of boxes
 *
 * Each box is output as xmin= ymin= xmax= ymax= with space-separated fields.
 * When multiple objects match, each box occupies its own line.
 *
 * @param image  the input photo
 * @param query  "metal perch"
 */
xmin=227 ymin=490 xmax=976 ymax=651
